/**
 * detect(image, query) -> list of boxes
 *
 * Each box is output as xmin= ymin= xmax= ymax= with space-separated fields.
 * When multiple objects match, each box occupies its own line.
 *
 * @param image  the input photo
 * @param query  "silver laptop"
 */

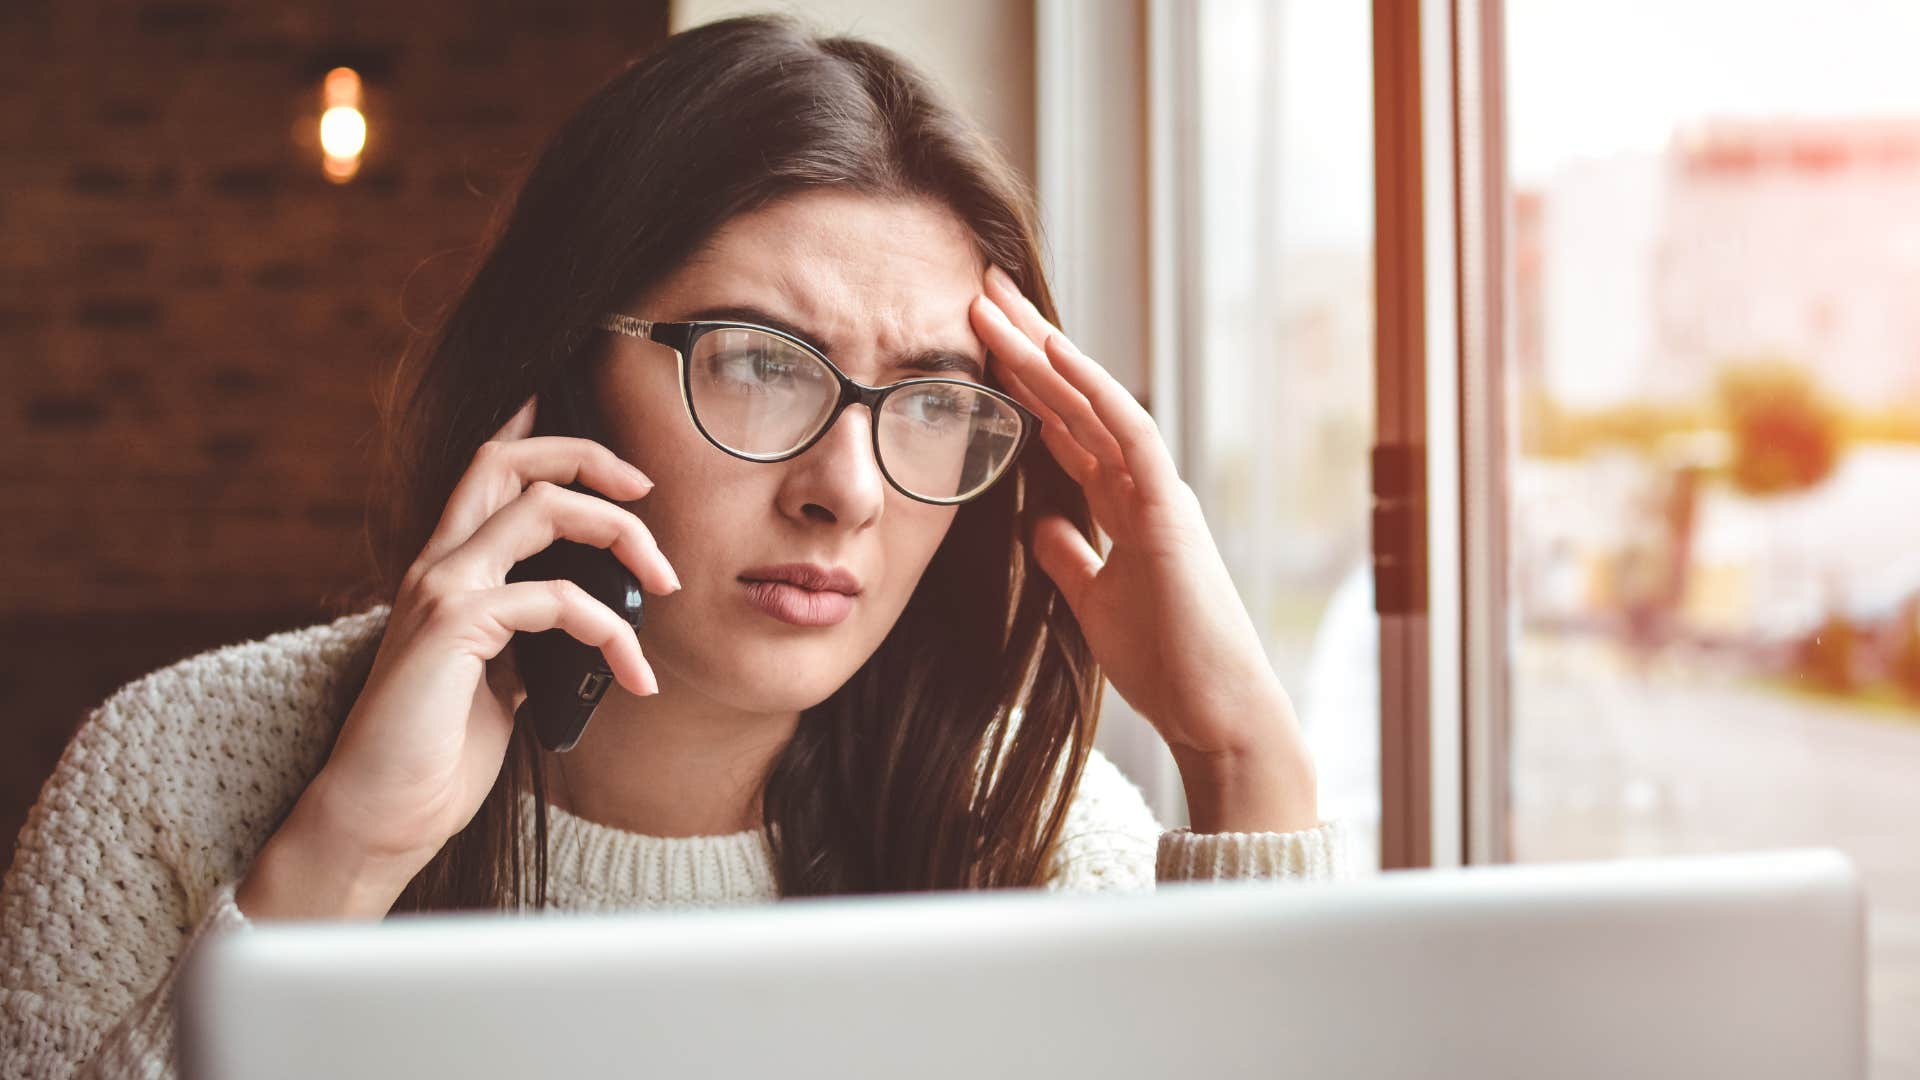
xmin=177 ymin=847 xmax=1865 ymax=1079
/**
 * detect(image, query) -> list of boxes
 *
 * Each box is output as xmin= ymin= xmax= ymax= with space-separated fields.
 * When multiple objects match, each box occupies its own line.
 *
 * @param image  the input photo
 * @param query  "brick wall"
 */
xmin=1 ymin=0 xmax=670 ymax=866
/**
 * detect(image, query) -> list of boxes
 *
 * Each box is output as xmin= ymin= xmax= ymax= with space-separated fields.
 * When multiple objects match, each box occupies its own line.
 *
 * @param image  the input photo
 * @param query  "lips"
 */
xmin=737 ymin=563 xmax=862 ymax=628
xmin=740 ymin=580 xmax=854 ymax=627
xmin=736 ymin=563 xmax=862 ymax=595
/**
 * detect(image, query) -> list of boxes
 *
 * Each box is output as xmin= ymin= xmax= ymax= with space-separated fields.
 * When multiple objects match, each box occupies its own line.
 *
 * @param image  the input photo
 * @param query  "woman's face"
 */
xmin=590 ymin=188 xmax=990 ymax=715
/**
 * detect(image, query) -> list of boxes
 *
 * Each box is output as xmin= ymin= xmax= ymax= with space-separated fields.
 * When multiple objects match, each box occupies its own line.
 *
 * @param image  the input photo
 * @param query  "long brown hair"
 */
xmin=333 ymin=13 xmax=1102 ymax=911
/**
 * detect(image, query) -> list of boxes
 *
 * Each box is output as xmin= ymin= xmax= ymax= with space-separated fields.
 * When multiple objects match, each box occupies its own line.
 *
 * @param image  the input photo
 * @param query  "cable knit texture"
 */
xmin=1 ymin=604 xmax=1348 ymax=1079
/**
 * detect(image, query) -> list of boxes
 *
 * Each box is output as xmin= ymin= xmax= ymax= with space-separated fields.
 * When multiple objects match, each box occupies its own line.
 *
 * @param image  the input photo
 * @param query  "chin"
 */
xmin=730 ymin=680 xmax=848 ymax=715
xmin=711 ymin=643 xmax=865 ymax=713
xmin=653 ymin=607 xmax=872 ymax=703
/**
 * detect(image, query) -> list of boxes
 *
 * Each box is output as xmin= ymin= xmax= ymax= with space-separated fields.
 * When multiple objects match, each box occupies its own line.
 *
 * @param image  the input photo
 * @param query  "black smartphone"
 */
xmin=499 ymin=370 xmax=648 ymax=752
xmin=504 ymin=478 xmax=646 ymax=752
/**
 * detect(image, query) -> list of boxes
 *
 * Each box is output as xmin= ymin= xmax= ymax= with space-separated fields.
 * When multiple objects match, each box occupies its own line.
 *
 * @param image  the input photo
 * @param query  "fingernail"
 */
xmin=988 ymin=264 xmax=1013 ymax=288
xmin=641 ymin=668 xmax=660 ymax=695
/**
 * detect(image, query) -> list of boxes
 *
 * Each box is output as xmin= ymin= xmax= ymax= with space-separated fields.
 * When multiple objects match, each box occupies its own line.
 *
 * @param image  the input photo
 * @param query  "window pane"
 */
xmin=1505 ymin=4 xmax=1920 ymax=1074
xmin=1193 ymin=0 xmax=1378 ymax=869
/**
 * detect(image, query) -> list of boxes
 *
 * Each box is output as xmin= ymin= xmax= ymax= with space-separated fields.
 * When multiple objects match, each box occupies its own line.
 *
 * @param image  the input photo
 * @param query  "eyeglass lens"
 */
xmin=686 ymin=326 xmax=1024 ymax=501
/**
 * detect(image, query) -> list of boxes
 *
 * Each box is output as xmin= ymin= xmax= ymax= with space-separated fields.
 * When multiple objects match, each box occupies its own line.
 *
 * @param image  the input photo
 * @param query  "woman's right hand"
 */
xmin=297 ymin=392 xmax=679 ymax=888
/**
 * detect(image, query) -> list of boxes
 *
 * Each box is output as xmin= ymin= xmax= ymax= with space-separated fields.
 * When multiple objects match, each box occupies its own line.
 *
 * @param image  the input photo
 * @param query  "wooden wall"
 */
xmin=1 ymin=0 xmax=671 ymax=869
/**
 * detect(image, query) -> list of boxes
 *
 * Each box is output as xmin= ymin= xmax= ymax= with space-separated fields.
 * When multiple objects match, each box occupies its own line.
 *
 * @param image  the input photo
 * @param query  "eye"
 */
xmin=713 ymin=350 xmax=813 ymax=390
xmin=900 ymin=386 xmax=977 ymax=426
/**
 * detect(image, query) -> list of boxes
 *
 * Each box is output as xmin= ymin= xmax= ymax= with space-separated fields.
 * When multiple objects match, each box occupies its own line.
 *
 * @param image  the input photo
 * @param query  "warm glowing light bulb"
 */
xmin=320 ymin=105 xmax=366 ymax=158
xmin=316 ymin=65 xmax=368 ymax=184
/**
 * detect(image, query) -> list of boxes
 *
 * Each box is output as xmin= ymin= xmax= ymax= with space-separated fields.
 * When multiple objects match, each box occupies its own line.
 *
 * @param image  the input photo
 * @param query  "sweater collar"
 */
xmin=515 ymin=789 xmax=780 ymax=907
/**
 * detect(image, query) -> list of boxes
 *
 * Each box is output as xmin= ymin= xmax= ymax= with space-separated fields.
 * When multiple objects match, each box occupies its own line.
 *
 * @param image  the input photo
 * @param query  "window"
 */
xmin=1037 ymin=1 xmax=1378 ymax=852
xmin=1187 ymin=0 xmax=1380 ymax=869
xmin=1056 ymin=0 xmax=1909 ymax=1068
xmin=1504 ymin=3 xmax=1920 ymax=1074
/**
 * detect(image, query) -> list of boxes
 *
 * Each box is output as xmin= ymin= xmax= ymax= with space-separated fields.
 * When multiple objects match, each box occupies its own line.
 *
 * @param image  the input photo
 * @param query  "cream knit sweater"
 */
xmin=0 ymin=604 xmax=1349 ymax=1079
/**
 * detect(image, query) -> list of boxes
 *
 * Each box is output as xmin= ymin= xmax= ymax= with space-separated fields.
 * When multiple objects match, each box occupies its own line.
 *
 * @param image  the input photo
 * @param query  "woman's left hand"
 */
xmin=970 ymin=265 xmax=1316 ymax=828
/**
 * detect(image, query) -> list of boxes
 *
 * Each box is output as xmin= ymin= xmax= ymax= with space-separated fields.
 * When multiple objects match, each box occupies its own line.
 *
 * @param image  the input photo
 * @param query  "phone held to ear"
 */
xmin=504 ymin=479 xmax=645 ymax=753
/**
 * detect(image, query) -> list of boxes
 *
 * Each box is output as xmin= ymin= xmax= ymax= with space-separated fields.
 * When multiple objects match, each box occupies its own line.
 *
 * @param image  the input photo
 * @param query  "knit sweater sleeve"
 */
xmin=0 ymin=688 xmax=260 ymax=1080
xmin=70 ymin=882 xmax=253 ymax=1080
xmin=1043 ymin=748 xmax=1350 ymax=892
xmin=0 ymin=609 xmax=378 ymax=1080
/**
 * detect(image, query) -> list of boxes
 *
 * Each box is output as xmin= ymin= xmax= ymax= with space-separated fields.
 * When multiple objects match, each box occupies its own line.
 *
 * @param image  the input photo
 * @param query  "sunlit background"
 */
xmin=1505 ymin=4 xmax=1920 ymax=1073
xmin=1186 ymin=2 xmax=1916 ymax=1074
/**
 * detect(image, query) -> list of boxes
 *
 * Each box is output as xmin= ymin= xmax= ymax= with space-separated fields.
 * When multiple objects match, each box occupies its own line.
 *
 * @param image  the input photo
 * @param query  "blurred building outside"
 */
xmin=1511 ymin=117 xmax=1920 ymax=705
xmin=1508 ymin=114 xmax=1920 ymax=1076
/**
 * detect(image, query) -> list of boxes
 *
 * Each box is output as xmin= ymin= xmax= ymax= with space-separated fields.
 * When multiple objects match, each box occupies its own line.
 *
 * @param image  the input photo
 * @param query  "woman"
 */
xmin=0 ymin=14 xmax=1344 ymax=1078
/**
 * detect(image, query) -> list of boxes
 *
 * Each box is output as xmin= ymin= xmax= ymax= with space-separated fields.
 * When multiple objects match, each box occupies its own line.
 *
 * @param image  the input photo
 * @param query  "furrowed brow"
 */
xmin=678 ymin=304 xmax=985 ymax=381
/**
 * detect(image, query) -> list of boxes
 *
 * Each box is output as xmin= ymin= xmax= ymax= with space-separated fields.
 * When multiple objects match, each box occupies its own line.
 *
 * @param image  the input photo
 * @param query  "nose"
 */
xmin=777 ymin=401 xmax=887 ymax=527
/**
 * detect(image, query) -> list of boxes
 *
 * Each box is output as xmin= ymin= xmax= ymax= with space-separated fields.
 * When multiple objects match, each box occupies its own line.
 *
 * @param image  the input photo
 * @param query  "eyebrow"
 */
xmin=676 ymin=304 xmax=986 ymax=381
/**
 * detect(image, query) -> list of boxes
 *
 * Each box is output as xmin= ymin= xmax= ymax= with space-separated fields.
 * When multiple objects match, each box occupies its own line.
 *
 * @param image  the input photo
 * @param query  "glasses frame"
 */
xmin=595 ymin=313 xmax=1040 ymax=506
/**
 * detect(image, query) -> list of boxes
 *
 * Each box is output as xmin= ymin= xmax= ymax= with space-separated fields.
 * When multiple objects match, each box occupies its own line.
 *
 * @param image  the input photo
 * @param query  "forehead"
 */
xmin=646 ymin=190 xmax=987 ymax=368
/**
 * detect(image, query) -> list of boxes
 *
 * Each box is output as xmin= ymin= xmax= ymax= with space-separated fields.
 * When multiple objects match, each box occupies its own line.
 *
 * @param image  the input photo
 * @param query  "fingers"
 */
xmin=1028 ymin=512 xmax=1105 ymax=611
xmin=980 ymin=266 xmax=1057 ymax=352
xmin=436 ymin=480 xmax=681 ymax=597
xmin=1040 ymin=331 xmax=1181 ymax=498
xmin=980 ymin=266 xmax=1181 ymax=500
xmin=415 ymin=431 xmax=656 ymax=574
xmin=971 ymin=293 xmax=1126 ymax=476
xmin=990 ymin=359 xmax=1099 ymax=485
xmin=403 ymin=393 xmax=665 ymax=700
xmin=477 ymin=578 xmax=658 ymax=696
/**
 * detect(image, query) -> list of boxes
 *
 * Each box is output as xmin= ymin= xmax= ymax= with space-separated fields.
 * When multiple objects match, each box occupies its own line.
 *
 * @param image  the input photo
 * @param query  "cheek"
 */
xmin=592 ymin=364 xmax=708 ymax=504
xmin=624 ymin=455 xmax=745 ymax=581
xmin=588 ymin=372 xmax=738 ymax=580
